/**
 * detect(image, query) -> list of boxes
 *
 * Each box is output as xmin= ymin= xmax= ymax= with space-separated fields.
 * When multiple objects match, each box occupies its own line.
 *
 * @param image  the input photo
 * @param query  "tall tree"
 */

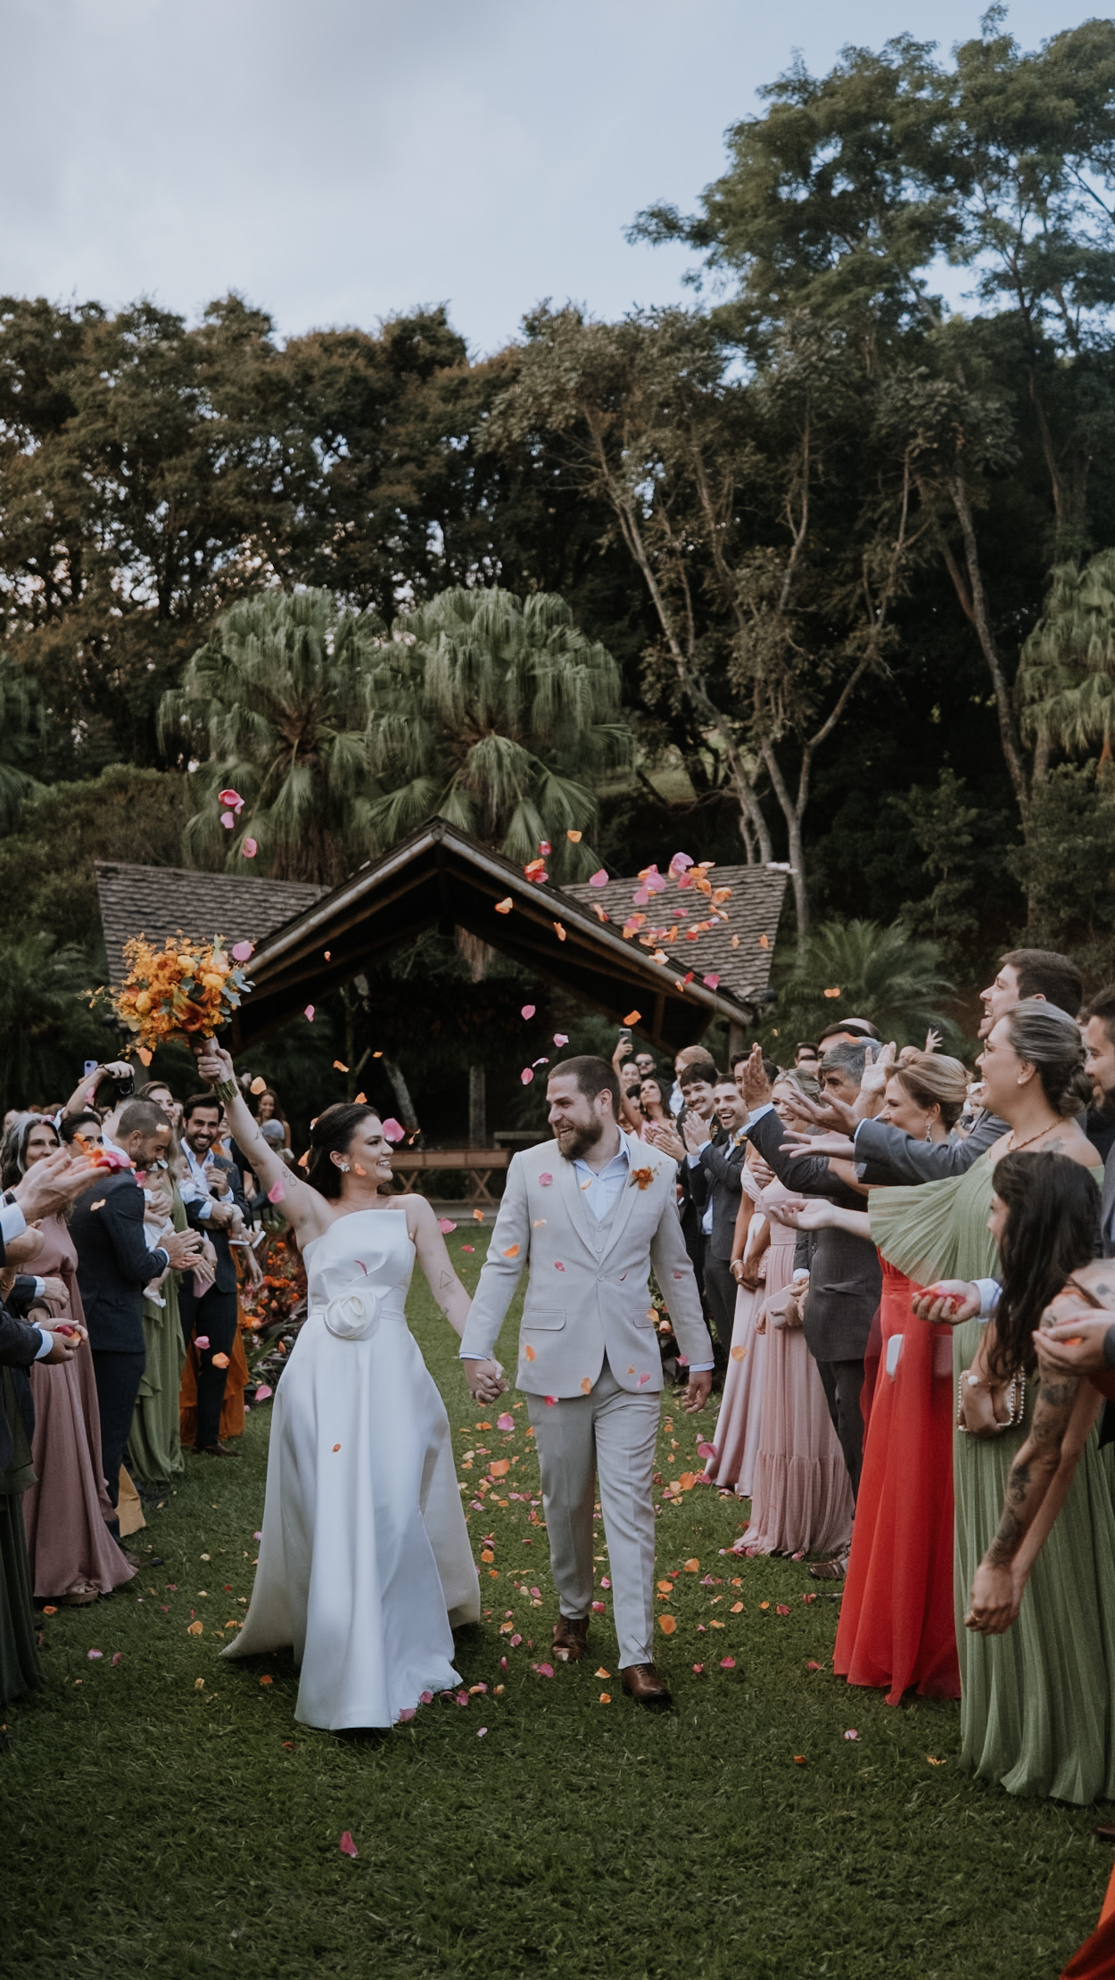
xmin=161 ymin=588 xmax=381 ymax=885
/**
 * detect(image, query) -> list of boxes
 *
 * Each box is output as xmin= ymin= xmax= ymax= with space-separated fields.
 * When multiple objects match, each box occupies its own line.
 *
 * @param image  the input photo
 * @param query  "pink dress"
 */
xmin=704 ymin=1175 xmax=768 ymax=1499
xmin=21 ymin=1214 xmax=135 ymax=1600
xmin=739 ymin=1181 xmax=854 ymax=1557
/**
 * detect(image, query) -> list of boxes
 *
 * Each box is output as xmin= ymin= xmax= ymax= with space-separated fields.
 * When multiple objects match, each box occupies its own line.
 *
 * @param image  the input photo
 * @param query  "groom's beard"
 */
xmin=556 ymin=1116 xmax=605 ymax=1165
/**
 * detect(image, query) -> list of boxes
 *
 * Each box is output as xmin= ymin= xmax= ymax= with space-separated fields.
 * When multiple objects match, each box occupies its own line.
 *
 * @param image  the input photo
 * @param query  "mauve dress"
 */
xmin=21 ymin=1214 xmax=135 ymax=1600
xmin=739 ymin=1180 xmax=854 ymax=1557
xmin=704 ymin=1172 xmax=769 ymax=1499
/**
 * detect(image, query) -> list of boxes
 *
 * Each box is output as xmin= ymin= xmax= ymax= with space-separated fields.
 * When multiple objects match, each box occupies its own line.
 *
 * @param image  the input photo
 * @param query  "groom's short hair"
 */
xmin=553 ymin=1055 xmax=621 ymax=1115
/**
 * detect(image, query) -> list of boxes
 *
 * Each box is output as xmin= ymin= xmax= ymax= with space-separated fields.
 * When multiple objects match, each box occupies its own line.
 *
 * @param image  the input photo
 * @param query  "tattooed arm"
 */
xmin=965 ymin=1285 xmax=1104 ymax=1635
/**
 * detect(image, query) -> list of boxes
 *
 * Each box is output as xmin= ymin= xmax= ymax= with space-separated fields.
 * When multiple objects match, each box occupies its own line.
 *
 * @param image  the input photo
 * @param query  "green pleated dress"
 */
xmin=871 ymin=1154 xmax=1115 ymax=1804
xmin=128 ymin=1180 xmax=187 ymax=1488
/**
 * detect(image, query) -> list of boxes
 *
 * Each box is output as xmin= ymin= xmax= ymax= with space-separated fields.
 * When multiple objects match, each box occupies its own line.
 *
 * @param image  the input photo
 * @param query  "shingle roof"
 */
xmin=562 ymin=863 xmax=788 ymax=1013
xmin=95 ymin=862 xmax=326 ymax=986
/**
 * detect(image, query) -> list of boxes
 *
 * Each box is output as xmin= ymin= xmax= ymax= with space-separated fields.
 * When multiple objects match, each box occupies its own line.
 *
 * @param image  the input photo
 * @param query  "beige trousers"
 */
xmin=526 ymin=1358 xmax=660 ymax=1669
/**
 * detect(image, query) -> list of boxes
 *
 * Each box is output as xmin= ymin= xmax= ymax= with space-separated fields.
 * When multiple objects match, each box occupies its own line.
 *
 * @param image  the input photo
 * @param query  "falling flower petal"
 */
xmin=241 ymin=838 xmax=257 ymax=858
xmin=566 ymin=829 xmax=582 ymax=842
xmin=304 ymin=1005 xmax=315 ymax=1022
xmin=521 ymin=1005 xmax=536 ymax=1020
xmin=381 ymin=1118 xmax=405 ymax=1142
xmin=702 ymin=974 xmax=720 ymax=990
xmin=438 ymin=1218 xmax=457 ymax=1234
xmin=520 ymin=1068 xmax=534 ymax=1085
xmin=339 ymin=1831 xmax=359 ymax=1857
xmin=623 ymin=1009 xmax=641 ymax=1026
xmin=524 ymin=1344 xmax=536 ymax=1362
xmin=267 ymin=1179 xmax=285 ymax=1204
xmin=211 ymin=1351 xmax=230 ymax=1369
xmin=255 ymin=1384 xmax=273 ymax=1402
xmin=218 ymin=788 xmax=244 ymax=810
xmin=495 ymin=897 xmax=513 ymax=914
xmin=731 ymin=1344 xmax=746 ymax=1361
xmin=220 ymin=809 xmax=236 ymax=830
xmin=195 ymin=1335 xmax=210 ymax=1350
xmin=588 ymin=869 xmax=608 ymax=887
xmin=231 ymin=941 xmax=253 ymax=962
xmin=503 ymin=1244 xmax=520 ymax=1258
xmin=580 ymin=1376 xmax=592 ymax=1394
xmin=553 ymin=1034 xmax=569 ymax=1048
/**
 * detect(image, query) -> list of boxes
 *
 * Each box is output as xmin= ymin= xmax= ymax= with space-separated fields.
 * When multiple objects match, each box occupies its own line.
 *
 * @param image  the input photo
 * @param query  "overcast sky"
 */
xmin=2 ymin=0 xmax=1081 ymax=356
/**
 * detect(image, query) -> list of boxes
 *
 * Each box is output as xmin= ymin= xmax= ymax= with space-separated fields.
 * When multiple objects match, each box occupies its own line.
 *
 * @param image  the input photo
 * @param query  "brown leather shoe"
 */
xmin=552 ymin=1615 xmax=589 ymax=1663
xmin=197 ymin=1441 xmax=240 ymax=1458
xmin=621 ymin=1662 xmax=672 ymax=1706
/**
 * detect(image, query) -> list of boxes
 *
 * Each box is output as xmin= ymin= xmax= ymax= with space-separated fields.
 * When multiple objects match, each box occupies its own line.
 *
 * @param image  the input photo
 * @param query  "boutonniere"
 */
xmin=630 ymin=1166 xmax=655 ymax=1192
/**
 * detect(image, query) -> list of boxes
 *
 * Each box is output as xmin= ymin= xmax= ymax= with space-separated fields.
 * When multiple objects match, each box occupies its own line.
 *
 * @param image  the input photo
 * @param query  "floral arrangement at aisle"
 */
xmin=240 ymin=1230 xmax=308 ymax=1401
xmin=96 ymin=933 xmax=254 ymax=1063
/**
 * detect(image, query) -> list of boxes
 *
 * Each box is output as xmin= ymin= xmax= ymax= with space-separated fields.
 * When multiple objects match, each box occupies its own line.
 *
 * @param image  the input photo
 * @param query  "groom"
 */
xmin=460 ymin=1055 xmax=713 ymax=1705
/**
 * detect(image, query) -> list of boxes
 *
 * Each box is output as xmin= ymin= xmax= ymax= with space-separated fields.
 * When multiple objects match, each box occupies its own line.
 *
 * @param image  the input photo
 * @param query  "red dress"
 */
xmin=834 ymin=1259 xmax=959 ymax=1705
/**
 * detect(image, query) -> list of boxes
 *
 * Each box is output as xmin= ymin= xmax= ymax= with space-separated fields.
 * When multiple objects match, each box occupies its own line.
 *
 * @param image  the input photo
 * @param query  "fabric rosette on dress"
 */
xmin=322 ymin=1288 xmax=379 ymax=1341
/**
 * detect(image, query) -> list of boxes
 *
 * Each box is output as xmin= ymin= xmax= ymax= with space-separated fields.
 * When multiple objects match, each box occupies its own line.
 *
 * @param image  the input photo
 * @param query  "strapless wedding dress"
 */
xmin=222 ymin=1207 xmax=479 ymax=1728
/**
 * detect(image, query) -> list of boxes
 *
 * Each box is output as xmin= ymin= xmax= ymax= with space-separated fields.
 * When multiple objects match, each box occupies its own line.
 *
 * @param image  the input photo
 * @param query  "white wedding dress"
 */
xmin=222 ymin=1207 xmax=480 ymax=1729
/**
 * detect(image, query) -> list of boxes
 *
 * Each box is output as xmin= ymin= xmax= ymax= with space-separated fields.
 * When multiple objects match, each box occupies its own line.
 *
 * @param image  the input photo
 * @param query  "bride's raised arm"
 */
xmin=408 ymin=1196 xmax=472 ymax=1338
xmin=195 ymin=1041 xmax=326 ymax=1244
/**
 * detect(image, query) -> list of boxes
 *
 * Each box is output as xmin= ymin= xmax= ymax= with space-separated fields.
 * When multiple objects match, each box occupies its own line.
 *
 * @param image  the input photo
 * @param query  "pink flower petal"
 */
xmin=544 ymin=1395 xmax=557 ymax=1406
xmin=669 ymin=851 xmax=694 ymax=876
xmin=538 ymin=840 xmax=551 ymax=855
xmin=553 ymin=1033 xmax=569 ymax=1046
xmin=591 ymin=1600 xmax=606 ymax=1614
xmin=554 ymin=1261 xmax=565 ymax=1272
xmin=87 ymin=1649 xmax=103 ymax=1660
xmin=521 ymin=1069 xmax=534 ymax=1085
xmin=697 ymin=1440 xmax=717 ymax=1459
xmin=702 ymin=973 xmax=720 ymax=990
xmin=438 ymin=1218 xmax=457 ymax=1234
xmin=806 ymin=1660 xmax=823 ymax=1672
xmin=112 ymin=1651 xmax=123 ymax=1666
xmin=220 ymin=810 xmax=236 ymax=830
xmin=844 ymin=1729 xmax=859 ymax=1741
xmin=419 ymin=1690 xmax=434 ymax=1704
xmin=397 ymin=1707 xmax=416 ymax=1722
xmin=720 ymin=1656 xmax=736 ymax=1669
xmin=195 ymin=1336 xmax=210 ymax=1350
xmin=521 ymin=1004 xmax=536 ymax=1020
xmin=477 ymin=1726 xmax=488 ymax=1737
xmin=532 ymin=1057 xmax=550 ymax=1068
xmin=218 ymin=788 xmax=244 ymax=810
xmin=231 ymin=941 xmax=253 ymax=962
xmin=381 ymin=1118 xmax=405 ymax=1143
xmin=304 ymin=1004 xmax=315 ymax=1022
xmin=255 ymin=1383 xmax=273 ymax=1402
xmin=539 ymin=1173 xmax=553 ymax=1186
xmin=266 ymin=1179 xmax=285 ymax=1204
xmin=241 ymin=838 xmax=258 ymax=858
xmin=588 ymin=868 xmax=609 ymax=887
xmin=532 ymin=1662 xmax=555 ymax=1678
xmin=339 ymin=1831 xmax=359 ymax=1857
xmin=496 ymin=1412 xmax=514 ymax=1431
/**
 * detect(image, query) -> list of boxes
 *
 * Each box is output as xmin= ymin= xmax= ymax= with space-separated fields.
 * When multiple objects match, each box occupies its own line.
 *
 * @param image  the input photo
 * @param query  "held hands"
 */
xmin=465 ymin=1358 xmax=507 ymax=1404
xmin=910 ymin=1281 xmax=981 ymax=1326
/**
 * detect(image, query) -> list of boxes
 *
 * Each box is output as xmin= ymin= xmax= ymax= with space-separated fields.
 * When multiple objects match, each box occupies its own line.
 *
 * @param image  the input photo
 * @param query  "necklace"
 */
xmin=1006 ymin=1120 xmax=1061 ymax=1154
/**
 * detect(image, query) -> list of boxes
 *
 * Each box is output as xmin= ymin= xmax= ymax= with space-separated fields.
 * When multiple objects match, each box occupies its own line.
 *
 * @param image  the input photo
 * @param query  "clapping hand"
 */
xmin=682 ymin=1111 xmax=708 ymax=1155
xmin=645 ymin=1121 xmax=686 ymax=1163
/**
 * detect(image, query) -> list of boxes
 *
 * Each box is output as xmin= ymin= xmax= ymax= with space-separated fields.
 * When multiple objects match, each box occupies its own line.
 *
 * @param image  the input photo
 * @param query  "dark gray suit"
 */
xmin=746 ymin=1106 xmax=880 ymax=1500
xmin=688 ymin=1131 xmax=746 ymax=1355
xmin=853 ymin=1111 xmax=1005 ymax=1187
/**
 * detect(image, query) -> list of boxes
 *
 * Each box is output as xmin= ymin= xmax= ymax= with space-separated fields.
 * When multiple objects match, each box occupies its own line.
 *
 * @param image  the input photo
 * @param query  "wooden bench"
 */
xmin=390 ymin=1147 xmax=511 ymax=1204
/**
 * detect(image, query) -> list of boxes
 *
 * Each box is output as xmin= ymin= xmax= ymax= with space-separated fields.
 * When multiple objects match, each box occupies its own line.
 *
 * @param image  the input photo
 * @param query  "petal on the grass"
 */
xmin=339 ymin=1832 xmax=359 ymax=1857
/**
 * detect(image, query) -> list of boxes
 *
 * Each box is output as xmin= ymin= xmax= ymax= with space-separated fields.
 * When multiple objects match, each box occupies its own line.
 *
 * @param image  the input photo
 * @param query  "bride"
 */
xmin=197 ymin=1042 xmax=480 ymax=1730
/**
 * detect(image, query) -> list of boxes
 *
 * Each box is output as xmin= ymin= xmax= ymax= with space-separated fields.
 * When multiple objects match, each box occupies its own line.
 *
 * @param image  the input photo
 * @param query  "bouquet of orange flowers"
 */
xmin=103 ymin=933 xmax=254 ymax=1060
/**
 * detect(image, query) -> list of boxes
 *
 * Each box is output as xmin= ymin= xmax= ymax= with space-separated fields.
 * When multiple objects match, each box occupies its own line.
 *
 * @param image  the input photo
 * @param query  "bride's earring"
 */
xmin=340 ymin=1162 xmax=350 ymax=1172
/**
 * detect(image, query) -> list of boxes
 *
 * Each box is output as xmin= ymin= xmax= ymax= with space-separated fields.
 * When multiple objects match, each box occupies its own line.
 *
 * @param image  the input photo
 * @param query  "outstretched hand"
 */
xmin=855 ymin=1041 xmax=896 ymax=1115
xmin=780 ymin=1086 xmax=857 ymax=1136
xmin=764 ymin=1195 xmax=834 ymax=1233
xmin=740 ymin=1044 xmax=772 ymax=1114
xmin=910 ymin=1280 xmax=980 ymax=1326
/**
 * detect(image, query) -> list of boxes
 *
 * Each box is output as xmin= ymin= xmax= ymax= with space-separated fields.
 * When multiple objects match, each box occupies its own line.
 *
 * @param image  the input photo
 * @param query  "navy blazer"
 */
xmin=70 ymin=1171 xmax=168 ymax=1354
xmin=745 ymin=1106 xmax=880 ymax=1365
xmin=183 ymin=1154 xmax=247 ymax=1297
xmin=689 ymin=1132 xmax=746 ymax=1263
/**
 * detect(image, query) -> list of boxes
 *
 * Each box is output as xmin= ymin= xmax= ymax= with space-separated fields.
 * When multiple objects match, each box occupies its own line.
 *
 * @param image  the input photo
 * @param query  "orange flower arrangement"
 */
xmin=630 ymin=1166 xmax=655 ymax=1191
xmin=99 ymin=933 xmax=253 ymax=1056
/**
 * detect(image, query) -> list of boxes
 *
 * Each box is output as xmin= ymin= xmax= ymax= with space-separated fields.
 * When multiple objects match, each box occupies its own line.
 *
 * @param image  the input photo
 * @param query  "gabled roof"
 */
xmin=564 ymin=863 xmax=786 ymax=1009
xmin=229 ymin=820 xmax=783 ymax=1051
xmin=95 ymin=861 xmax=325 ymax=986
xmin=94 ymin=824 xmax=788 ymax=1053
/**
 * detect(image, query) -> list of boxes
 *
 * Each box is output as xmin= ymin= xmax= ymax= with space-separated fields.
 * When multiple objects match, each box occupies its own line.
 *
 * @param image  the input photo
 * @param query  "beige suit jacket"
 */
xmin=458 ymin=1132 xmax=713 ymax=1398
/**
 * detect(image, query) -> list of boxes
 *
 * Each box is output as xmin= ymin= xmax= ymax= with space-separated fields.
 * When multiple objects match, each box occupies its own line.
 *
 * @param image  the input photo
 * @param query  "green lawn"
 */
xmin=5 ymin=1228 xmax=1109 ymax=1978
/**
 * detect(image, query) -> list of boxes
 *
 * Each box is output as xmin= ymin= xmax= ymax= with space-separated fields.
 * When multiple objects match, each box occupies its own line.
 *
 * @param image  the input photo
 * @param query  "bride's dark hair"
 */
xmin=305 ymin=1103 xmax=383 ymax=1200
xmin=988 ymin=1151 xmax=1099 ymax=1381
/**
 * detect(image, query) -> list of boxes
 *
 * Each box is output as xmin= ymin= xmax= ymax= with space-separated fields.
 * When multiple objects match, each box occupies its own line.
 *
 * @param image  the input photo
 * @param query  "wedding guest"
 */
xmin=60 ymin=1110 xmax=103 ymax=1150
xmin=70 ymin=1101 xmax=202 ymax=1512
xmin=870 ymin=1005 xmax=1107 ymax=1799
xmin=734 ymin=1071 xmax=855 ymax=1560
xmin=794 ymin=1043 xmax=820 ymax=1071
xmin=254 ymin=1087 xmax=291 ymax=1149
xmin=138 ymin=1079 xmax=183 ymax=1134
xmin=647 ymin=1059 xmax=719 ymax=1296
xmin=684 ymin=1078 xmax=747 ymax=1356
xmin=637 ymin=1075 xmax=671 ymax=1139
xmin=669 ymin=1045 xmax=714 ymax=1117
xmin=178 ymin=1095 xmax=248 ymax=1458
xmin=741 ymin=1042 xmax=880 ymax=1536
xmin=633 ymin=1050 xmax=658 ymax=1081
xmin=704 ymin=1147 xmax=769 ymax=1498
xmin=1 ymin=1116 xmax=134 ymax=1605
xmin=127 ymin=1135 xmax=189 ymax=1490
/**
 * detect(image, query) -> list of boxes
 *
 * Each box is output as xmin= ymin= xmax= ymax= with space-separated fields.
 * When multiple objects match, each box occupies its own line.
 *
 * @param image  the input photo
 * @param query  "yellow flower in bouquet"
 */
xmin=101 ymin=933 xmax=254 ymax=1056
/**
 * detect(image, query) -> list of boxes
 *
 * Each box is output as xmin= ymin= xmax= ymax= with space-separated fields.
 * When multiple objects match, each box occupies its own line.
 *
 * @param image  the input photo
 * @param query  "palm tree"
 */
xmin=1019 ymin=550 xmax=1115 ymax=760
xmin=364 ymin=586 xmax=632 ymax=878
xmin=770 ymin=919 xmax=957 ymax=1049
xmin=159 ymin=589 xmax=380 ymax=885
